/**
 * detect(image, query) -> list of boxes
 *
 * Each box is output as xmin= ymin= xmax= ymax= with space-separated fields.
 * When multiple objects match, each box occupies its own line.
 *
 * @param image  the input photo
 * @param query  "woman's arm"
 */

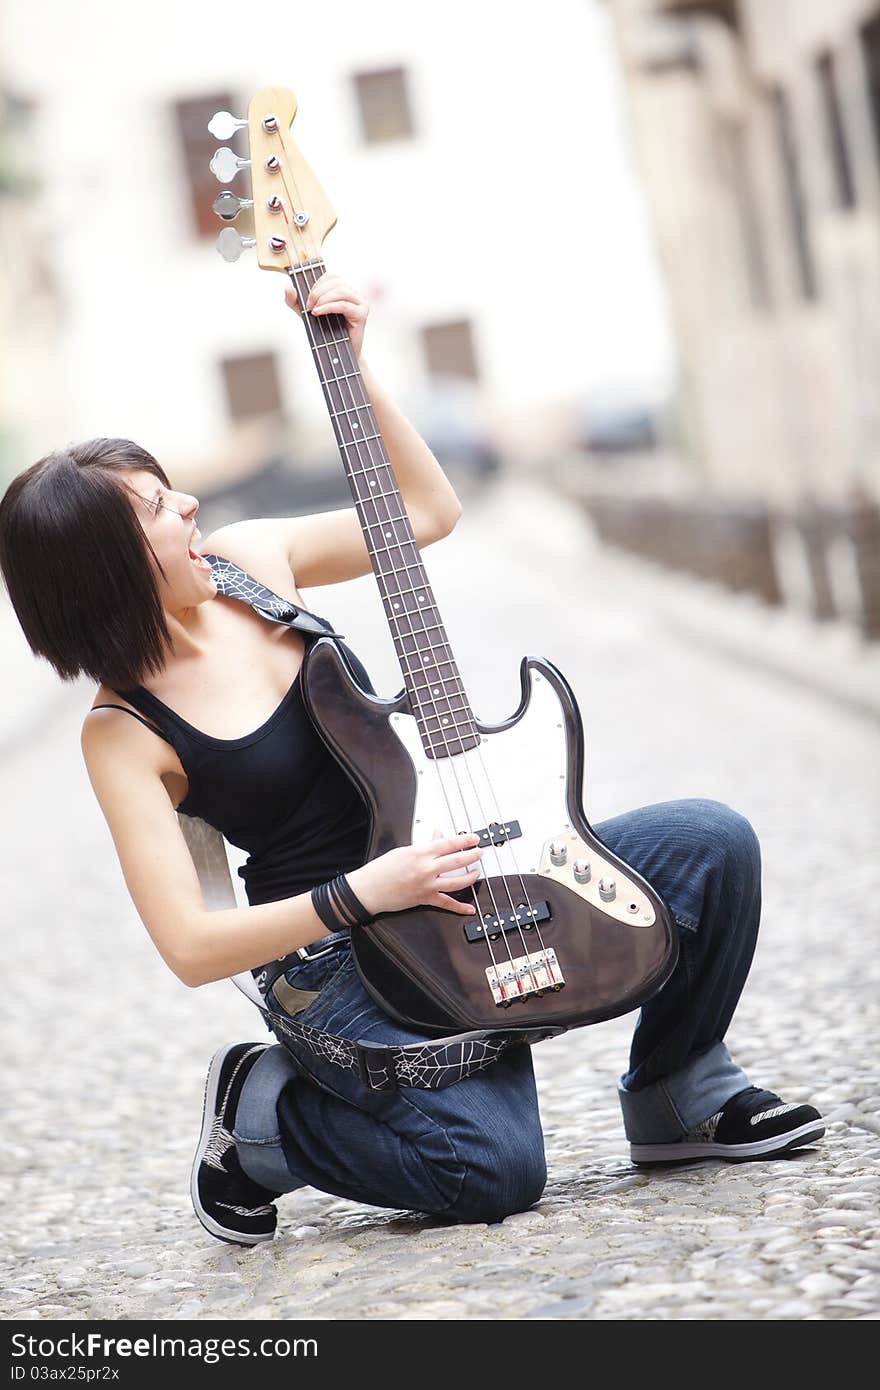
xmin=81 ymin=711 xmax=480 ymax=988
xmin=357 ymin=354 xmax=462 ymax=532
xmin=81 ymin=712 xmax=344 ymax=987
xmin=293 ymin=272 xmax=462 ymax=531
xmin=239 ymin=274 xmax=462 ymax=590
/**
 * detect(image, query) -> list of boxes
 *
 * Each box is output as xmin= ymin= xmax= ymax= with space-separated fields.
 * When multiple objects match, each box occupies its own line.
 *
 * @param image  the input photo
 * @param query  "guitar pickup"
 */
xmin=464 ymin=899 xmax=550 ymax=944
xmin=471 ymin=819 xmax=521 ymax=848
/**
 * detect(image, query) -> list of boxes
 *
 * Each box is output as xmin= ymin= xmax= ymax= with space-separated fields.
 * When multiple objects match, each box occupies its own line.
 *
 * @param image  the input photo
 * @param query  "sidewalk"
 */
xmin=551 ymin=470 xmax=880 ymax=726
xmin=594 ymin=547 xmax=880 ymax=726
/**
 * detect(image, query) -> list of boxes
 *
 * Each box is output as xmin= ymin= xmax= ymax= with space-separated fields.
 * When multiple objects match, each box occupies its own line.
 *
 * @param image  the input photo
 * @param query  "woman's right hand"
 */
xmin=347 ymin=832 xmax=484 ymax=918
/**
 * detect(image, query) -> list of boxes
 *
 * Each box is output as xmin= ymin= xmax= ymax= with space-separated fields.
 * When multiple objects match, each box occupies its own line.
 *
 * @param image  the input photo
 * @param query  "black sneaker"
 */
xmin=630 ymin=1086 xmax=826 ymax=1165
xmin=190 ymin=1042 xmax=280 ymax=1245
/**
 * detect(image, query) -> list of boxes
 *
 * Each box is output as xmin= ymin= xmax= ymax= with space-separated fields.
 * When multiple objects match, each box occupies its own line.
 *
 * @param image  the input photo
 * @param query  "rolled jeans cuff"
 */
xmin=233 ymin=1045 xmax=307 ymax=1194
xmin=617 ymin=1041 xmax=750 ymax=1144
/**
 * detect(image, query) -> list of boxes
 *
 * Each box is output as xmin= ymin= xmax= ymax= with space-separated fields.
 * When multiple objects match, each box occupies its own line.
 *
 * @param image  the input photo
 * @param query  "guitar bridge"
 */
xmin=486 ymin=948 xmax=564 ymax=1006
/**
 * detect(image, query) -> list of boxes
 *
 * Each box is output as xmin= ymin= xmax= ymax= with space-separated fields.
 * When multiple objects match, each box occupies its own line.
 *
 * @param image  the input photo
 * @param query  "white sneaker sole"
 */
xmin=631 ymin=1120 xmax=825 ymax=1165
xmin=190 ymin=1042 xmax=275 ymax=1245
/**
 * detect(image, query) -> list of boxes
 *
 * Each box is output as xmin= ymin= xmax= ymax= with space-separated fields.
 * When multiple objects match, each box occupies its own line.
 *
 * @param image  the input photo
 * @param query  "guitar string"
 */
xmin=266 ymin=151 xmax=552 ymax=996
xmin=293 ymin=259 xmax=561 ymax=996
xmin=275 ymin=188 xmax=554 ymax=996
xmin=264 ymin=158 xmax=518 ymax=973
xmin=289 ymin=262 xmax=537 ymax=984
xmin=282 ymin=233 xmax=559 ymax=993
xmin=290 ymin=262 xmax=555 ymax=994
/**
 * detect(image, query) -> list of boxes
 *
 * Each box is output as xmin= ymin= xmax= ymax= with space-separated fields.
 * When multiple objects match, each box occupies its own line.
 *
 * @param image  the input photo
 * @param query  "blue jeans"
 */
xmin=233 ymin=798 xmax=760 ymax=1223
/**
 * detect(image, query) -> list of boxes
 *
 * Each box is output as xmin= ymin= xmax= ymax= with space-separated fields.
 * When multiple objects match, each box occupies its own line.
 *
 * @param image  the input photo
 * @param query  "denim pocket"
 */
xmin=292 ymin=950 xmax=358 ymax=1028
xmin=267 ymin=953 xmax=365 ymax=1105
xmin=268 ymin=944 xmax=351 ymax=1018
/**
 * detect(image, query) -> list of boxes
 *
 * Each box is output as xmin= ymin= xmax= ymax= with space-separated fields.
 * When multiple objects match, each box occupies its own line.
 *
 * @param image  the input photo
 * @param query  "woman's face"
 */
xmin=120 ymin=467 xmax=215 ymax=607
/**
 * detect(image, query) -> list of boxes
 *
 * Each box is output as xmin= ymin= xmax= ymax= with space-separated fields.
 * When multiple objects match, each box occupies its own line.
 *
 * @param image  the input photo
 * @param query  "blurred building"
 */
xmin=0 ymin=83 xmax=67 ymax=482
xmin=609 ymin=0 xmax=880 ymax=508
xmin=1 ymin=0 xmax=672 ymax=500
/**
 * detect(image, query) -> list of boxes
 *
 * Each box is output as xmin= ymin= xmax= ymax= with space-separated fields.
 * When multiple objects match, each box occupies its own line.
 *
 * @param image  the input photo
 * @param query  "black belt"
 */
xmin=296 ymin=929 xmax=351 ymax=960
xmin=252 ymin=930 xmax=351 ymax=997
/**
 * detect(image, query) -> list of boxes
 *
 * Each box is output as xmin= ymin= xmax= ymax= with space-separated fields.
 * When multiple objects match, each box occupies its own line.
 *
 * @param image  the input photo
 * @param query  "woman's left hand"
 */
xmin=284 ymin=273 xmax=369 ymax=361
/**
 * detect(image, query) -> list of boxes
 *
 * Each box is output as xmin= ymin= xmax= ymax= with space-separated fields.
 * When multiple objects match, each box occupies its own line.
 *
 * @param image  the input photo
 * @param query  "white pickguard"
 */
xmin=387 ymin=669 xmax=655 ymax=928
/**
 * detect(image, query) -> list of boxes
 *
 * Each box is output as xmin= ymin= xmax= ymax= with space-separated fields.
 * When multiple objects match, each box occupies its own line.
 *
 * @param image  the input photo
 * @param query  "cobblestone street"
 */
xmin=2 ymin=477 xmax=878 ymax=1321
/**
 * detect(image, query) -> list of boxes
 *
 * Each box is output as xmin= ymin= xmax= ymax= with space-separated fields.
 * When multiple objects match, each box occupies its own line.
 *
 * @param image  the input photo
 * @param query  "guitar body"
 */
xmin=301 ymin=636 xmax=678 ymax=1035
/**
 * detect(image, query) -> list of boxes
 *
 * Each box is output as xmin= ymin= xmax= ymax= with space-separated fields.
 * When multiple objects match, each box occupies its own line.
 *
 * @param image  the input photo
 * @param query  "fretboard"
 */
xmin=289 ymin=258 xmax=479 ymax=761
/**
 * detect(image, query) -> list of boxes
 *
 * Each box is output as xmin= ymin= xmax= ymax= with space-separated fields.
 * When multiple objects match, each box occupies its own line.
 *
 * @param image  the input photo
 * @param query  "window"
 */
xmin=771 ymin=87 xmax=817 ymax=301
xmin=220 ymin=352 xmax=283 ymax=421
xmin=659 ymin=0 xmax=739 ymax=28
xmin=816 ymin=51 xmax=856 ymax=210
xmin=718 ymin=120 xmax=771 ymax=310
xmin=420 ymin=320 xmax=479 ymax=380
xmin=353 ymin=67 xmax=414 ymax=144
xmin=174 ymin=91 xmax=246 ymax=238
xmin=0 ymin=86 xmax=38 ymax=196
xmin=861 ymin=13 xmax=880 ymax=162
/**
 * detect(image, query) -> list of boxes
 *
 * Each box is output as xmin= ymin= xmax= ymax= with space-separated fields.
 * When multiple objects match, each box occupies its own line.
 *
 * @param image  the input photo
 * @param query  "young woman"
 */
xmin=0 ymin=276 xmax=824 ymax=1247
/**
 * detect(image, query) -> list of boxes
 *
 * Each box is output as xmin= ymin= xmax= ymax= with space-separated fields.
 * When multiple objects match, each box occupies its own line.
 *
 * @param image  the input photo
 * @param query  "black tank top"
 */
xmin=97 ymin=556 xmax=373 ymax=909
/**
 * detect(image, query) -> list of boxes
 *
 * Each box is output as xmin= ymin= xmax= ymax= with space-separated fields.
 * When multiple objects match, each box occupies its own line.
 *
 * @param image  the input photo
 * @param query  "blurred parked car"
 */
xmin=407 ymin=376 xmax=502 ymax=484
xmin=578 ymin=394 xmax=664 ymax=455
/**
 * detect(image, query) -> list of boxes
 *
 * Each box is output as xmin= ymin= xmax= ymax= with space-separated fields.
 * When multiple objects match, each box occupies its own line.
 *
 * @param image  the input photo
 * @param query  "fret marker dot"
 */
xmin=393 ymin=602 xmax=400 ymax=610
xmin=442 ymin=717 xmax=449 ymax=724
xmin=370 ymin=480 xmax=377 ymax=487
xmin=385 ymin=531 xmax=392 ymax=538
xmin=353 ymin=422 xmax=360 ymax=429
xmin=418 ymin=594 xmax=425 ymax=602
xmin=332 ymin=357 xmax=339 ymax=364
xmin=433 ymin=687 xmax=440 ymax=695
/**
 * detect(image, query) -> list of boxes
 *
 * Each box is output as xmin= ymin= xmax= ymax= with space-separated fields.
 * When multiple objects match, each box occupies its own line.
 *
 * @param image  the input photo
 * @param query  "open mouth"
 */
xmin=187 ymin=527 xmax=211 ymax=571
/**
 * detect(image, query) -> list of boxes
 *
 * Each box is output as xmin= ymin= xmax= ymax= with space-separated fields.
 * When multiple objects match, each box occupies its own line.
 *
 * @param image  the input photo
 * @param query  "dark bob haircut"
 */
xmin=0 ymin=437 xmax=176 ymax=692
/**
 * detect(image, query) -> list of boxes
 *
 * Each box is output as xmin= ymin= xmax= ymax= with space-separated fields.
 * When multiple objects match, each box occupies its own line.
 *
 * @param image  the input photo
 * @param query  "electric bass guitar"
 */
xmin=209 ymin=87 xmax=678 ymax=1036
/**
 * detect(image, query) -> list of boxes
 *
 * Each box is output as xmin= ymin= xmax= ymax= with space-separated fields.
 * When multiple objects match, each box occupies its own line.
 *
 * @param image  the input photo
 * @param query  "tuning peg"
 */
xmin=212 ymin=190 xmax=254 ymax=222
xmin=216 ymin=227 xmax=256 ymax=262
xmin=209 ymin=147 xmax=251 ymax=183
xmin=208 ymin=110 xmax=247 ymax=140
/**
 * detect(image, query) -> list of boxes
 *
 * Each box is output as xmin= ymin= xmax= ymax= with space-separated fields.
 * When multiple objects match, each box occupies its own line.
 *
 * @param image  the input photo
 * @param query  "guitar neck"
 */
xmin=289 ymin=259 xmax=479 ymax=760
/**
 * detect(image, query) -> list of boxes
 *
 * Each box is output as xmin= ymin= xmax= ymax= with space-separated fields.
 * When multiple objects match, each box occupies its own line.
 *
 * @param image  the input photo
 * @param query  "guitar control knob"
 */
xmin=598 ymin=878 xmax=616 ymax=902
xmin=549 ymin=841 xmax=568 ymax=866
xmin=573 ymin=859 xmax=591 ymax=884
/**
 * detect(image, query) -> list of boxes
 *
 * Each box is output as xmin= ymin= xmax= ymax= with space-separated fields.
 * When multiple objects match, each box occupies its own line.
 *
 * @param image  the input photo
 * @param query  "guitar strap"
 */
xmin=205 ymin=552 xmax=566 ymax=1092
xmin=203 ymin=551 xmax=347 ymax=640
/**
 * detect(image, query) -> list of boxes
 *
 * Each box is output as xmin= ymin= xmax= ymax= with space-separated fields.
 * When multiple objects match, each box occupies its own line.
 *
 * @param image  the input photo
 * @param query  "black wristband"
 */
xmin=310 ymin=880 xmax=345 ymax=934
xmin=334 ymin=872 xmax=374 ymax=926
xmin=326 ymin=875 xmax=358 ymax=928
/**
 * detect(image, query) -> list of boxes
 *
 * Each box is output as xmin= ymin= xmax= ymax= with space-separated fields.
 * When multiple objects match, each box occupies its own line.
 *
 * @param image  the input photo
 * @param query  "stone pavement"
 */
xmin=1 ymin=477 xmax=878 ymax=1321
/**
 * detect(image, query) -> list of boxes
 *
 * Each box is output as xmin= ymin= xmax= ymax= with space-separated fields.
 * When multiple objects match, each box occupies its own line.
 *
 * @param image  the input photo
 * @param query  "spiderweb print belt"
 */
xmin=254 ymin=997 xmax=564 ymax=1093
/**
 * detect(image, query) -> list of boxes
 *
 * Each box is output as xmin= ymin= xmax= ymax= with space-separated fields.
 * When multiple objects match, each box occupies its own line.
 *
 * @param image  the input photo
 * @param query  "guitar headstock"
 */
xmin=209 ymin=86 xmax=336 ymax=271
